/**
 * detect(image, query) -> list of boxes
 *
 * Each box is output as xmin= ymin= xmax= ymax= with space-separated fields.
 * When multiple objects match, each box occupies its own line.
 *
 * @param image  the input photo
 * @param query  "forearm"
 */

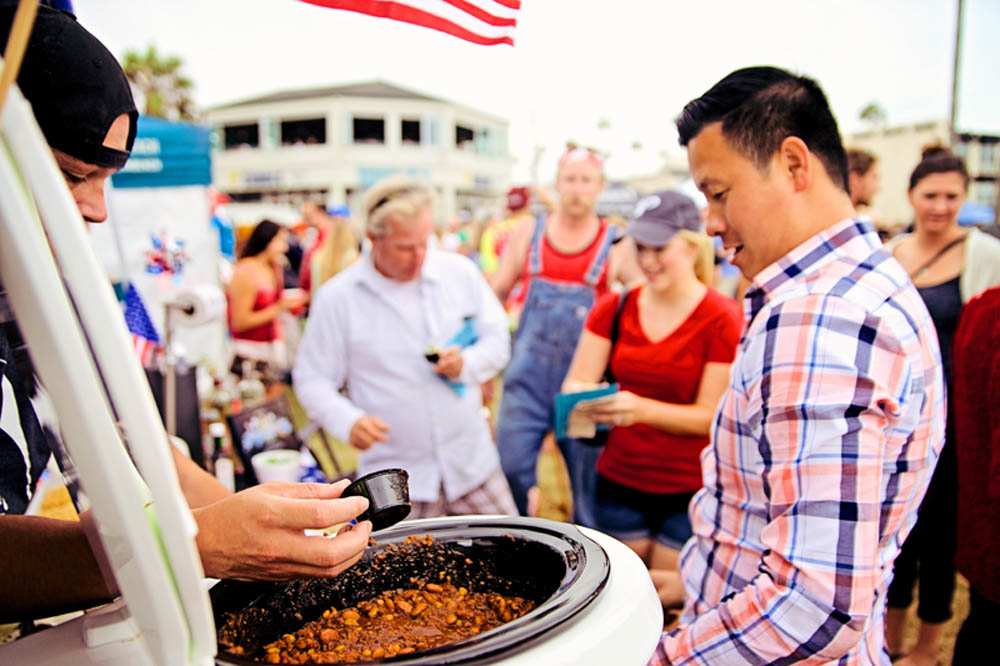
xmin=294 ymin=375 xmax=364 ymax=443
xmin=487 ymin=268 xmax=515 ymax=301
xmin=172 ymin=446 xmax=230 ymax=508
xmin=636 ymin=397 xmax=715 ymax=436
xmin=562 ymin=330 xmax=613 ymax=391
xmin=0 ymin=515 xmax=115 ymax=622
xmin=562 ymin=370 xmax=601 ymax=391
xmin=489 ymin=225 xmax=529 ymax=301
xmin=293 ymin=313 xmax=362 ymax=442
xmin=655 ymin=571 xmax=863 ymax=664
xmin=461 ymin=339 xmax=509 ymax=384
xmin=657 ymin=390 xmax=888 ymax=662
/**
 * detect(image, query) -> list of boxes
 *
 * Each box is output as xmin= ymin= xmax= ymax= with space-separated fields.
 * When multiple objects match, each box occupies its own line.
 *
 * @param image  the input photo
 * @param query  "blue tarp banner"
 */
xmin=958 ymin=201 xmax=995 ymax=226
xmin=112 ymin=116 xmax=212 ymax=189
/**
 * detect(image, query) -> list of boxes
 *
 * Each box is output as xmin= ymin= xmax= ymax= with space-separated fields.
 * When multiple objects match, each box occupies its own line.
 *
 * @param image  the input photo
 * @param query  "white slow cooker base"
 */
xmin=489 ymin=526 xmax=664 ymax=665
xmin=0 ymin=527 xmax=664 ymax=665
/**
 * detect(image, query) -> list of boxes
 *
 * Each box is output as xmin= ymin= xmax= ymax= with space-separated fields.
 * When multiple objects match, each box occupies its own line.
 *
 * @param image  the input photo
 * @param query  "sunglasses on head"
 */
xmin=369 ymin=188 xmax=415 ymax=217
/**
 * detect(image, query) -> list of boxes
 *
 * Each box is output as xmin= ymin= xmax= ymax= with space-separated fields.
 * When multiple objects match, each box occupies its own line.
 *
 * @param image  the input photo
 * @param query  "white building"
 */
xmin=847 ymin=120 xmax=951 ymax=228
xmin=205 ymin=80 xmax=514 ymax=223
xmin=847 ymin=120 xmax=999 ymax=227
xmin=954 ymin=131 xmax=1000 ymax=211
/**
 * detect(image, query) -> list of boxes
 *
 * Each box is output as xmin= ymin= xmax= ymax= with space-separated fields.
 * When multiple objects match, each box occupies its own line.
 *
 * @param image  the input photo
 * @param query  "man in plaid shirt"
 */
xmin=649 ymin=67 xmax=945 ymax=664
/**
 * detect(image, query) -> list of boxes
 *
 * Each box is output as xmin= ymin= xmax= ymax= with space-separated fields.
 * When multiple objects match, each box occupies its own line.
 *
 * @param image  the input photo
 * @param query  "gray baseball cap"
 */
xmin=626 ymin=190 xmax=702 ymax=247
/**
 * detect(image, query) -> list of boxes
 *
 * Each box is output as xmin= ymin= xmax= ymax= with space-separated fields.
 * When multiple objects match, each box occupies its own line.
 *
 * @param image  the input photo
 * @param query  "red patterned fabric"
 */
xmin=953 ymin=285 xmax=1000 ymax=602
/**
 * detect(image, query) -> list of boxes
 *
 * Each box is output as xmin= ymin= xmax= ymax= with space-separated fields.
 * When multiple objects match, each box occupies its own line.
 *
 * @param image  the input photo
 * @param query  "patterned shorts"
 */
xmin=408 ymin=467 xmax=518 ymax=519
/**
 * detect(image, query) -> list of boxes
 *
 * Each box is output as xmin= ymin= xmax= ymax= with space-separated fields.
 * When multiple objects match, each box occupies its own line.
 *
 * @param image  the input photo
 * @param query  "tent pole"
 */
xmin=105 ymin=187 xmax=132 ymax=286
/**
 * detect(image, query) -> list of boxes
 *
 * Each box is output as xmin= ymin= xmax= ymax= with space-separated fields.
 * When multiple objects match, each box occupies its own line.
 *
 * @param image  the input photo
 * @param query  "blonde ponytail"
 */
xmin=675 ymin=229 xmax=715 ymax=286
xmin=312 ymin=221 xmax=359 ymax=296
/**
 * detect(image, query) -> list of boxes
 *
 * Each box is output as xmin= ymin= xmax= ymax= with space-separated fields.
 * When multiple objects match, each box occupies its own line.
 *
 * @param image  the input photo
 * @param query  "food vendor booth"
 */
xmin=0 ymin=53 xmax=663 ymax=666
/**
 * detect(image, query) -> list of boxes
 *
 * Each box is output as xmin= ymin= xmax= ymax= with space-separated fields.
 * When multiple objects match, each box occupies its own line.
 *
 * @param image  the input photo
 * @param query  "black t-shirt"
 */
xmin=916 ymin=276 xmax=963 ymax=387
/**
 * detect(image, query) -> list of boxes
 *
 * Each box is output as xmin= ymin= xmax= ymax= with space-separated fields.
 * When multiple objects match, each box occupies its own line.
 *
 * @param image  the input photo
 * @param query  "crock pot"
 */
xmin=212 ymin=516 xmax=663 ymax=665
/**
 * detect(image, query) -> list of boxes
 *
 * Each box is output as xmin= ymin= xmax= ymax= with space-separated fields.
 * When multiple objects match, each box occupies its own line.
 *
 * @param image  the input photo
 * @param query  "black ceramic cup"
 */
xmin=342 ymin=468 xmax=411 ymax=531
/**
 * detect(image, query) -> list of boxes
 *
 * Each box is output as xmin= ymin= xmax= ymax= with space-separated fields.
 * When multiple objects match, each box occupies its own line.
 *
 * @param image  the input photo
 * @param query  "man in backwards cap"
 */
xmin=0 ymin=4 xmax=371 ymax=621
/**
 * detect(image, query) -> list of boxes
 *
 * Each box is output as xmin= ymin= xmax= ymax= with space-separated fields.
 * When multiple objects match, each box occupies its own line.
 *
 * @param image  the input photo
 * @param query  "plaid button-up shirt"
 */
xmin=650 ymin=219 xmax=945 ymax=665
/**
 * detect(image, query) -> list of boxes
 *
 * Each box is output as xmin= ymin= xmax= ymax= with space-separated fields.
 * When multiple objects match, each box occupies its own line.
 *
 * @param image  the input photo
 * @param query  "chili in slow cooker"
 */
xmin=230 ymin=580 xmax=532 ymax=664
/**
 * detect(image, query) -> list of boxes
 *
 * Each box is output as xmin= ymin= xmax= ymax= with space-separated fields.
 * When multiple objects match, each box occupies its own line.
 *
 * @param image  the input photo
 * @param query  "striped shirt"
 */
xmin=650 ymin=219 xmax=945 ymax=665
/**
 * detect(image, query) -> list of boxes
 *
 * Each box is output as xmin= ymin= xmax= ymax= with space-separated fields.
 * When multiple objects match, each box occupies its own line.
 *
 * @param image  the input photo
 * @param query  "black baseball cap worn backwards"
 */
xmin=0 ymin=3 xmax=137 ymax=169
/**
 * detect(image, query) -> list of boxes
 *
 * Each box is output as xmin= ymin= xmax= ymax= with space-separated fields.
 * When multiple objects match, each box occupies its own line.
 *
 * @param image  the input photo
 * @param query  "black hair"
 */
xmin=676 ymin=66 xmax=849 ymax=192
xmin=240 ymin=219 xmax=284 ymax=259
xmin=908 ymin=145 xmax=969 ymax=191
xmin=847 ymin=149 xmax=877 ymax=176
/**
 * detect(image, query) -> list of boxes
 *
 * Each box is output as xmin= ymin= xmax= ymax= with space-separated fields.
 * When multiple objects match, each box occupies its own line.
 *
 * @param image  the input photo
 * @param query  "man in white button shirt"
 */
xmin=294 ymin=178 xmax=517 ymax=517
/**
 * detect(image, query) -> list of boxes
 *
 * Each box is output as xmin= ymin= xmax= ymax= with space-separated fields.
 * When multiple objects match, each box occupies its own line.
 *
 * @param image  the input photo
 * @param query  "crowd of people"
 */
xmin=1 ymin=5 xmax=999 ymax=666
xmin=224 ymin=135 xmax=1000 ymax=665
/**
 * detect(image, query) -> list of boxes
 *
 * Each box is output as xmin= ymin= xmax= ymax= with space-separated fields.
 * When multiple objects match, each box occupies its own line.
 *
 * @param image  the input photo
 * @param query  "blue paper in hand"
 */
xmin=447 ymin=316 xmax=478 ymax=348
xmin=437 ymin=316 xmax=478 ymax=396
xmin=553 ymin=384 xmax=619 ymax=440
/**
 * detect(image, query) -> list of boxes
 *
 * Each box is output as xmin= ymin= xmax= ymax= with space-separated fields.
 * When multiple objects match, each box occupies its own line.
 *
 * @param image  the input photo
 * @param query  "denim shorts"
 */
xmin=595 ymin=475 xmax=694 ymax=550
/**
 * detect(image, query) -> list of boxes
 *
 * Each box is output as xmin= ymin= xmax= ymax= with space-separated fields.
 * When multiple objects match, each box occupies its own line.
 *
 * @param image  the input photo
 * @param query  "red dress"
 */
xmin=586 ymin=287 xmax=743 ymax=494
xmin=228 ymin=286 xmax=280 ymax=342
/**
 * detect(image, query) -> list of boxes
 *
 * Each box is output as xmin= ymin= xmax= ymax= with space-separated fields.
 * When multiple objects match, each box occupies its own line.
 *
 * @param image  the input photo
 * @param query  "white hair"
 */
xmin=361 ymin=176 xmax=434 ymax=236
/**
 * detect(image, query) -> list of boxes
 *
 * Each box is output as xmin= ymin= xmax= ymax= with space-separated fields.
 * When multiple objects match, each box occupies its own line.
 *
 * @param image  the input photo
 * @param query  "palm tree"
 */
xmin=122 ymin=44 xmax=196 ymax=121
xmin=859 ymin=101 xmax=887 ymax=131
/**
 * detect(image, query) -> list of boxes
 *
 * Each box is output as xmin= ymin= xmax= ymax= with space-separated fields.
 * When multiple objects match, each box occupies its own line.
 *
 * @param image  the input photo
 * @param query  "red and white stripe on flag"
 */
xmin=299 ymin=0 xmax=520 ymax=46
xmin=132 ymin=334 xmax=159 ymax=368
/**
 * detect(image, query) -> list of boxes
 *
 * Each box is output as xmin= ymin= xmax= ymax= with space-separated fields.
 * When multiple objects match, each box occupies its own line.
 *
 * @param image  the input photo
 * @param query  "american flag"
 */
xmin=299 ymin=0 xmax=520 ymax=46
xmin=123 ymin=283 xmax=161 ymax=367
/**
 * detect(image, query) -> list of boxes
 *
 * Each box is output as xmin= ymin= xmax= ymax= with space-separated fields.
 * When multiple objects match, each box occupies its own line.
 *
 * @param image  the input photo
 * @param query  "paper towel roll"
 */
xmin=169 ymin=284 xmax=226 ymax=326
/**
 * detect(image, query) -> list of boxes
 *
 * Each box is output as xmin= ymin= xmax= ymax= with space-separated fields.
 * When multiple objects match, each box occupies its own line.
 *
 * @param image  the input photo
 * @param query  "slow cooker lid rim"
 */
xmin=214 ymin=517 xmax=612 ymax=665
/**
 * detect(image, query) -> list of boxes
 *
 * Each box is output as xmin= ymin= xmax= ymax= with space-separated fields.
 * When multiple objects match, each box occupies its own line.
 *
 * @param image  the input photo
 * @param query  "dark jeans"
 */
xmin=595 ymin=475 xmax=694 ymax=550
xmin=886 ymin=433 xmax=957 ymax=623
xmin=952 ymin=586 xmax=1000 ymax=665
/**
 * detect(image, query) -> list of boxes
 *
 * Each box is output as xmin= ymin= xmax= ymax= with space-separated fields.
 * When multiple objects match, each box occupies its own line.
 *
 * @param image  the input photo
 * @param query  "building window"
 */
xmin=456 ymin=124 xmax=475 ymax=150
xmin=280 ymin=118 xmax=326 ymax=145
xmin=223 ymin=123 xmax=259 ymax=149
xmin=477 ymin=126 xmax=493 ymax=155
xmin=401 ymin=119 xmax=421 ymax=145
xmin=980 ymin=142 xmax=998 ymax=171
xmin=227 ymin=191 xmax=264 ymax=202
xmin=496 ymin=126 xmax=508 ymax=156
xmin=971 ymin=180 xmax=997 ymax=207
xmin=353 ymin=117 xmax=385 ymax=144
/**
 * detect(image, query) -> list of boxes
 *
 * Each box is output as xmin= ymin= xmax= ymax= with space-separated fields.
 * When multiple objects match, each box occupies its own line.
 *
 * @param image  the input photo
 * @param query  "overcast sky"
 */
xmin=75 ymin=0 xmax=997 ymax=182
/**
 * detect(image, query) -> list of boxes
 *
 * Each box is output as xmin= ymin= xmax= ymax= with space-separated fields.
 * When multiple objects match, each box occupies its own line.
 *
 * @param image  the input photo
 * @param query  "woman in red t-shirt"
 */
xmin=563 ymin=191 xmax=742 ymax=590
